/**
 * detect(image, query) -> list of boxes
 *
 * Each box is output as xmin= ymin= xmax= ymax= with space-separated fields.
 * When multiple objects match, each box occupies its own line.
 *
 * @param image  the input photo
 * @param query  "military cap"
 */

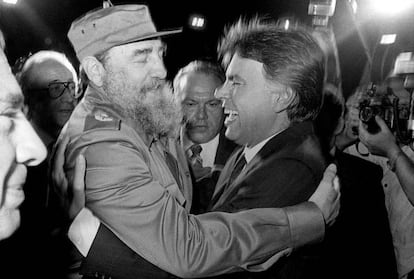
xmin=68 ymin=4 xmax=181 ymax=61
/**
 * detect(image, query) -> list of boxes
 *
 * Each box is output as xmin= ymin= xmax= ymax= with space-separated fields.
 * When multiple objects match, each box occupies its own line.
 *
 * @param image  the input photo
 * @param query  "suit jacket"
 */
xmin=191 ymin=129 xmax=238 ymax=214
xmin=318 ymin=150 xmax=398 ymax=279
xmin=211 ymin=121 xmax=328 ymax=279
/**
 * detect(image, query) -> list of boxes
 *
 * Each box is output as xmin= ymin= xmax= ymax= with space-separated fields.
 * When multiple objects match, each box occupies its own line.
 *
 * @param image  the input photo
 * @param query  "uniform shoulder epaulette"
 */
xmin=83 ymin=108 xmax=121 ymax=132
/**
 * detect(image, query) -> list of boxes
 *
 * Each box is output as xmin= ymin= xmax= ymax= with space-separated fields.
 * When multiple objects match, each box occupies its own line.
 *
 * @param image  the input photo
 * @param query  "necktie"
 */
xmin=188 ymin=144 xmax=203 ymax=168
xmin=164 ymin=150 xmax=182 ymax=188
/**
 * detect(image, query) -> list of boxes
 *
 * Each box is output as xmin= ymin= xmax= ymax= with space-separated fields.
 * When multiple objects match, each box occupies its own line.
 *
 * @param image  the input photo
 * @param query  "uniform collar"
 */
xmin=84 ymin=85 xmax=165 ymax=148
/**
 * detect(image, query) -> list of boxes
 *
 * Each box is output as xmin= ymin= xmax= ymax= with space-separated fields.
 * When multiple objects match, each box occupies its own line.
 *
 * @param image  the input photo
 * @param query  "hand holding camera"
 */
xmin=357 ymin=80 xmax=414 ymax=148
xmin=358 ymin=83 xmax=395 ymax=134
xmin=359 ymin=115 xmax=399 ymax=158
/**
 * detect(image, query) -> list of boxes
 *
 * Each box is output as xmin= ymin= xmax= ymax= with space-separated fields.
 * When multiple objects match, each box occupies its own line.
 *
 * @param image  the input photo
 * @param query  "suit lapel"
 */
xmin=210 ymin=147 xmax=243 ymax=205
xmin=211 ymin=122 xmax=315 ymax=210
xmin=210 ymin=129 xmax=238 ymax=180
xmin=213 ymin=155 xmax=254 ymax=209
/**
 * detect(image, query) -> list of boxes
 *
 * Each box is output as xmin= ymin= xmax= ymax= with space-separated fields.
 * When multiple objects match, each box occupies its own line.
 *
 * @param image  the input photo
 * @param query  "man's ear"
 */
xmin=81 ymin=56 xmax=106 ymax=87
xmin=272 ymin=87 xmax=295 ymax=113
xmin=334 ymin=116 xmax=345 ymax=137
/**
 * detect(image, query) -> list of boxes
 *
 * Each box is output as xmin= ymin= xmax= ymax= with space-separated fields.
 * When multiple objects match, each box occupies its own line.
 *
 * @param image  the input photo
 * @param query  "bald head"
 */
xmin=19 ymin=51 xmax=78 ymax=138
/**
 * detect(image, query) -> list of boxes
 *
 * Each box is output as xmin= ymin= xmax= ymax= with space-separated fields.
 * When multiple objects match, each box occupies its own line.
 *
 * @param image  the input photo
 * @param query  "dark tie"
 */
xmin=188 ymin=144 xmax=203 ymax=168
xmin=164 ymin=151 xmax=182 ymax=188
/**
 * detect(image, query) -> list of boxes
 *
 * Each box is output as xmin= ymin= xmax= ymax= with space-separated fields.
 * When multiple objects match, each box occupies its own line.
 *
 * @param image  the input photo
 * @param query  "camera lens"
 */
xmin=359 ymin=106 xmax=373 ymax=123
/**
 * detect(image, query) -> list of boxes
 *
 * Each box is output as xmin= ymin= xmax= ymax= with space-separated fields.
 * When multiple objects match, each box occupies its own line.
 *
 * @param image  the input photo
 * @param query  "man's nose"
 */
xmin=151 ymin=57 xmax=167 ymax=79
xmin=196 ymin=105 xmax=208 ymax=120
xmin=62 ymin=87 xmax=76 ymax=101
xmin=15 ymin=119 xmax=47 ymax=166
xmin=214 ymin=84 xmax=229 ymax=106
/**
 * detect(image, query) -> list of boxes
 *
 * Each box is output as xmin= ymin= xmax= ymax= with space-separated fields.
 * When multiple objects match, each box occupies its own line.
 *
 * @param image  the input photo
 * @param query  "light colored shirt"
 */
xmin=200 ymin=134 xmax=219 ymax=168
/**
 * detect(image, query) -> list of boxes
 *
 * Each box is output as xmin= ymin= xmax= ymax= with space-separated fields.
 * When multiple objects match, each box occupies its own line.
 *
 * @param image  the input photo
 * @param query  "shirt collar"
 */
xmin=243 ymin=129 xmax=285 ymax=163
xmin=200 ymin=134 xmax=219 ymax=152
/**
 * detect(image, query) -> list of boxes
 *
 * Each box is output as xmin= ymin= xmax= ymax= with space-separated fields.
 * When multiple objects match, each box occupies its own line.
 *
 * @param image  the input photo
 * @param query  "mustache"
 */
xmin=141 ymin=79 xmax=166 ymax=93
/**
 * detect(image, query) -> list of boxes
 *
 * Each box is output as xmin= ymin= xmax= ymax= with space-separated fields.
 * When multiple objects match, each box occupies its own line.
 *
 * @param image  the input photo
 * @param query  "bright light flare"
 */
xmin=380 ymin=34 xmax=396 ymax=44
xmin=3 ymin=0 xmax=18 ymax=4
xmin=284 ymin=20 xmax=290 ymax=30
xmin=371 ymin=0 xmax=413 ymax=15
xmin=189 ymin=15 xmax=206 ymax=30
xmin=348 ymin=0 xmax=357 ymax=14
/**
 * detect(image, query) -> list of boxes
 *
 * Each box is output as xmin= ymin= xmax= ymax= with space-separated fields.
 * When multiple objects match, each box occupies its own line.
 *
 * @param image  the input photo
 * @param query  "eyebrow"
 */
xmin=131 ymin=43 xmax=167 ymax=57
xmin=227 ymin=74 xmax=245 ymax=82
xmin=132 ymin=47 xmax=152 ymax=56
xmin=0 ymin=92 xmax=24 ymax=109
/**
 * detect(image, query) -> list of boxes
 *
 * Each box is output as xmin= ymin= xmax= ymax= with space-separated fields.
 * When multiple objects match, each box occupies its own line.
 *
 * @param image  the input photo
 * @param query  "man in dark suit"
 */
xmin=173 ymin=60 xmax=238 ymax=214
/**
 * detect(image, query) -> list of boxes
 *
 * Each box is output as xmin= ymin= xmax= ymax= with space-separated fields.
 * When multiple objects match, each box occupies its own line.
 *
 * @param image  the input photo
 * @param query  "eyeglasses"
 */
xmin=30 ymin=81 xmax=82 ymax=99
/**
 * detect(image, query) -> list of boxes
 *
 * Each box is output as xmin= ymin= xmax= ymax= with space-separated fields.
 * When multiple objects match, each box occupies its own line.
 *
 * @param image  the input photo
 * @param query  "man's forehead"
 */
xmin=183 ymin=89 xmax=217 ymax=101
xmin=226 ymin=54 xmax=263 ymax=79
xmin=180 ymin=74 xmax=220 ymax=100
xmin=0 ymin=48 xmax=24 ymax=108
xmin=29 ymin=59 xmax=73 ymax=82
xmin=112 ymin=39 xmax=165 ymax=53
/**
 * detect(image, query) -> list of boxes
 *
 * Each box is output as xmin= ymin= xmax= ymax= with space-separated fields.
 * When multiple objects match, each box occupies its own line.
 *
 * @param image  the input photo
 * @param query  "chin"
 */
xmin=0 ymin=209 xmax=20 ymax=240
xmin=224 ymin=129 xmax=237 ymax=142
xmin=189 ymin=133 xmax=212 ymax=144
xmin=57 ymin=116 xmax=71 ymax=127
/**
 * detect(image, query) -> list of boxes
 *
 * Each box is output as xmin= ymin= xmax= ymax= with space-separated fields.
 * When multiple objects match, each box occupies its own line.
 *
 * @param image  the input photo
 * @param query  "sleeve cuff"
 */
xmin=68 ymin=208 xmax=101 ymax=257
xmin=285 ymin=201 xmax=325 ymax=248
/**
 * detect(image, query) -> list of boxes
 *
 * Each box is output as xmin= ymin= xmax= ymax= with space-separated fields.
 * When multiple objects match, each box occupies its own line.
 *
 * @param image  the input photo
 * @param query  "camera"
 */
xmin=357 ymin=81 xmax=413 ymax=146
xmin=358 ymin=83 xmax=395 ymax=134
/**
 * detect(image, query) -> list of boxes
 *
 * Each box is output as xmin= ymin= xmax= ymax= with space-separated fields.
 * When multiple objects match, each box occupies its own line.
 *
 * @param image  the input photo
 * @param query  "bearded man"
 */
xmin=54 ymin=4 xmax=340 ymax=279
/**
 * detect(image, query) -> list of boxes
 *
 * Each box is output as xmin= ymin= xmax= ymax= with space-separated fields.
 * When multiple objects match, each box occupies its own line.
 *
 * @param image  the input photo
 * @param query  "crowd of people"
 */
xmin=0 ymin=2 xmax=413 ymax=279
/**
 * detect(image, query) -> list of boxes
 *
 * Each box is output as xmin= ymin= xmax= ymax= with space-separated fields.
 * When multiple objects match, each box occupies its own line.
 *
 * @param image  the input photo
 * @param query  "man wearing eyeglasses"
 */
xmin=18 ymin=50 xmax=79 ymax=148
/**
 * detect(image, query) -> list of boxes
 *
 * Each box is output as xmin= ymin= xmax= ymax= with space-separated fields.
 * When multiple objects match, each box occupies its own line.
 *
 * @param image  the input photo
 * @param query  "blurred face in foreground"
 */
xmin=0 ymin=47 xmax=47 ymax=240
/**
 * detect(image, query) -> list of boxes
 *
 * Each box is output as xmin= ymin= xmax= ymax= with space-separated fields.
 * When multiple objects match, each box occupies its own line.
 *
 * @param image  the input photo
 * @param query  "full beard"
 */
xmin=102 ymin=71 xmax=182 ymax=138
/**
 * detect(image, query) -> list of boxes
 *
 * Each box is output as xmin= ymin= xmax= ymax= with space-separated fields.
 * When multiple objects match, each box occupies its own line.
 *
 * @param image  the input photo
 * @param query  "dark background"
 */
xmin=1 ymin=0 xmax=414 ymax=98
